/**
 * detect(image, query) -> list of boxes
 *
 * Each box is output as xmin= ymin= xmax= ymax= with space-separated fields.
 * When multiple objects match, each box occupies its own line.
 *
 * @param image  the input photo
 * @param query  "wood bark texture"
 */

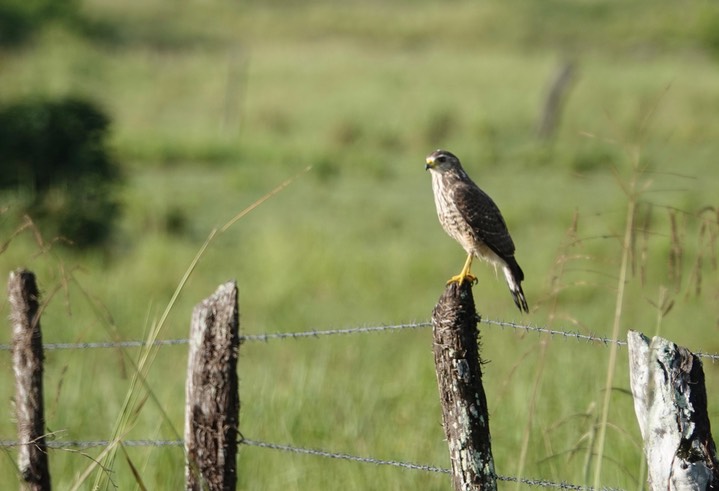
xmin=628 ymin=330 xmax=719 ymax=491
xmin=185 ymin=281 xmax=240 ymax=491
xmin=432 ymin=281 xmax=497 ymax=491
xmin=8 ymin=269 xmax=51 ymax=491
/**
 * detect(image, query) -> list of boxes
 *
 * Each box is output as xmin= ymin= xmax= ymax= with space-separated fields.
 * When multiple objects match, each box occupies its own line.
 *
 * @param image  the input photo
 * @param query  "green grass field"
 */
xmin=1 ymin=1 xmax=719 ymax=489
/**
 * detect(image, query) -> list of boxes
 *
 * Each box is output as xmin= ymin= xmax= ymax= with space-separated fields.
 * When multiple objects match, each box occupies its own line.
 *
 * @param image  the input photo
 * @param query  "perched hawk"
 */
xmin=425 ymin=149 xmax=529 ymax=313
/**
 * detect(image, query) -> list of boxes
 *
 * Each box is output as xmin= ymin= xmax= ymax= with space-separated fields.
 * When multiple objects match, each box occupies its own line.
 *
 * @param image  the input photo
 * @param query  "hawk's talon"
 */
xmin=446 ymin=273 xmax=478 ymax=286
xmin=446 ymin=252 xmax=477 ymax=286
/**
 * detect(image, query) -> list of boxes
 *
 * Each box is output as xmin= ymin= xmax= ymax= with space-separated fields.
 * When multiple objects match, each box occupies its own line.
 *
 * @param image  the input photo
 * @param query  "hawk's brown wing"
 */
xmin=449 ymin=178 xmax=518 ymax=265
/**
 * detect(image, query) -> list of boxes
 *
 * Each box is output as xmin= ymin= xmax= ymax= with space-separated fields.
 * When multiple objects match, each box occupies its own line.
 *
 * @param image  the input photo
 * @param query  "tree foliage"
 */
xmin=0 ymin=97 xmax=123 ymax=249
xmin=0 ymin=0 xmax=79 ymax=47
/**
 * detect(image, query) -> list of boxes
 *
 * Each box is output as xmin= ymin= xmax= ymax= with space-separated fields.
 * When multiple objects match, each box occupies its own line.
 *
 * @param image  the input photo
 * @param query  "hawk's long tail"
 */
xmin=502 ymin=258 xmax=529 ymax=313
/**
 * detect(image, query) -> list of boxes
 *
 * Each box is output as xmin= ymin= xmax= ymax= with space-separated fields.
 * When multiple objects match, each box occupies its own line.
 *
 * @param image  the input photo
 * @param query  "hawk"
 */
xmin=425 ymin=149 xmax=529 ymax=313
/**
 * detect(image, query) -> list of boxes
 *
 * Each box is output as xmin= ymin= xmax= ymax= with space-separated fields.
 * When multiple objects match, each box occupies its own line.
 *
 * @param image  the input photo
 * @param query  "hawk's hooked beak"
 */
xmin=425 ymin=156 xmax=435 ymax=170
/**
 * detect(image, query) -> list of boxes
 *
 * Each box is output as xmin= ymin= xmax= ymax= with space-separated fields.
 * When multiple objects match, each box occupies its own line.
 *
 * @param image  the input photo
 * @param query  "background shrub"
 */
xmin=0 ymin=97 xmax=122 ymax=249
xmin=0 ymin=0 xmax=79 ymax=47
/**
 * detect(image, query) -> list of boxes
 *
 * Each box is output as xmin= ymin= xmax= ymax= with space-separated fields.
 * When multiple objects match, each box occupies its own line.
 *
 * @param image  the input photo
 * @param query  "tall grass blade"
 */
xmin=592 ymin=167 xmax=638 ymax=488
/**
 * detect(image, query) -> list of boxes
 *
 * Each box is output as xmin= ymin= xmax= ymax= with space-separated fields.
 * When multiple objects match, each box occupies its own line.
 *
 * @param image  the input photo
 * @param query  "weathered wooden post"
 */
xmin=8 ymin=269 xmax=51 ymax=491
xmin=432 ymin=281 xmax=496 ymax=491
xmin=185 ymin=281 xmax=240 ymax=491
xmin=627 ymin=330 xmax=719 ymax=490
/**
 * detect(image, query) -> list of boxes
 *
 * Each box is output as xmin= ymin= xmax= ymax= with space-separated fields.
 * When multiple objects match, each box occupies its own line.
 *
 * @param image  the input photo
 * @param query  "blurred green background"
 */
xmin=1 ymin=0 xmax=718 ymax=489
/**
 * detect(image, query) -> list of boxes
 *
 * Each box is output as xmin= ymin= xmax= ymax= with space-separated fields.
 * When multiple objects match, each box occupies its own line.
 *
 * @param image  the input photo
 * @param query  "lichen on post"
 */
xmin=431 ymin=281 xmax=496 ymax=491
xmin=627 ymin=330 xmax=719 ymax=491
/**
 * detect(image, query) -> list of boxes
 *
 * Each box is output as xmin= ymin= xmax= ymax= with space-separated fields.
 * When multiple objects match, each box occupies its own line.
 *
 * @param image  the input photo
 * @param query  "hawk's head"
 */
xmin=425 ymin=149 xmax=461 ymax=173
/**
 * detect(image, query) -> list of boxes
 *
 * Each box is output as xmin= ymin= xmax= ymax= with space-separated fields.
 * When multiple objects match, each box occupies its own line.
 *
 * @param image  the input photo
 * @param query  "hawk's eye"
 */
xmin=437 ymin=156 xmax=446 ymax=163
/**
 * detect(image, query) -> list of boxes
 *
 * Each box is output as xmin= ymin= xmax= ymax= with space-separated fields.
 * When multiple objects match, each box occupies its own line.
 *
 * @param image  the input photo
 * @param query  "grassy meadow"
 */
xmin=1 ymin=0 xmax=719 ymax=489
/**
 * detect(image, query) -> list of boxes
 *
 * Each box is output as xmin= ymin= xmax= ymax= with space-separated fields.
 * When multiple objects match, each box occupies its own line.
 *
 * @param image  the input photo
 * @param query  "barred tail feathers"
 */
xmin=502 ymin=258 xmax=528 ymax=313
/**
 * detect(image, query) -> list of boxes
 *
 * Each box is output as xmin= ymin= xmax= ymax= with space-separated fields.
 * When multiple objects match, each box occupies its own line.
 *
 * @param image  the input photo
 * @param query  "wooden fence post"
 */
xmin=627 ymin=330 xmax=719 ymax=490
xmin=184 ymin=281 xmax=240 ymax=491
xmin=8 ymin=269 xmax=51 ymax=491
xmin=432 ymin=281 xmax=497 ymax=491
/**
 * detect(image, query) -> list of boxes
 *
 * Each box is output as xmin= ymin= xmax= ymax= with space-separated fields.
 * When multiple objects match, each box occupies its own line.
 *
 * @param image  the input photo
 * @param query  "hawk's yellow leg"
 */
xmin=447 ymin=253 xmax=478 ymax=286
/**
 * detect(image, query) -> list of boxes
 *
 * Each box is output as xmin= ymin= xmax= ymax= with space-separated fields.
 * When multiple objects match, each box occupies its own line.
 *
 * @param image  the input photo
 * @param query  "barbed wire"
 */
xmin=480 ymin=318 xmax=719 ymax=362
xmin=240 ymin=321 xmax=432 ymax=342
xmin=0 ymin=437 xmax=621 ymax=490
xmin=241 ymin=438 xmax=448 ymax=474
xmin=0 ymin=338 xmax=190 ymax=351
xmin=240 ymin=438 xmax=621 ymax=490
xmin=1 ymin=317 xmax=717 ymax=361
xmin=0 ymin=322 xmax=431 ymax=352
xmin=0 ymin=439 xmax=183 ymax=449
xmin=480 ymin=319 xmax=627 ymax=346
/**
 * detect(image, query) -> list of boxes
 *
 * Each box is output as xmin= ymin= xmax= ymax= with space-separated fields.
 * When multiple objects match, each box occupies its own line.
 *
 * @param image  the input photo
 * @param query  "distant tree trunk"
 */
xmin=185 ymin=281 xmax=240 ymax=491
xmin=432 ymin=281 xmax=496 ymax=491
xmin=536 ymin=60 xmax=577 ymax=140
xmin=627 ymin=330 xmax=719 ymax=490
xmin=8 ymin=269 xmax=51 ymax=491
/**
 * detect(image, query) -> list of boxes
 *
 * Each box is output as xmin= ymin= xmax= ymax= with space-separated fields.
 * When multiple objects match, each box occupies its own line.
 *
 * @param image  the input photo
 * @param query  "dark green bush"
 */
xmin=0 ymin=97 xmax=122 ymax=249
xmin=0 ymin=0 xmax=79 ymax=47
